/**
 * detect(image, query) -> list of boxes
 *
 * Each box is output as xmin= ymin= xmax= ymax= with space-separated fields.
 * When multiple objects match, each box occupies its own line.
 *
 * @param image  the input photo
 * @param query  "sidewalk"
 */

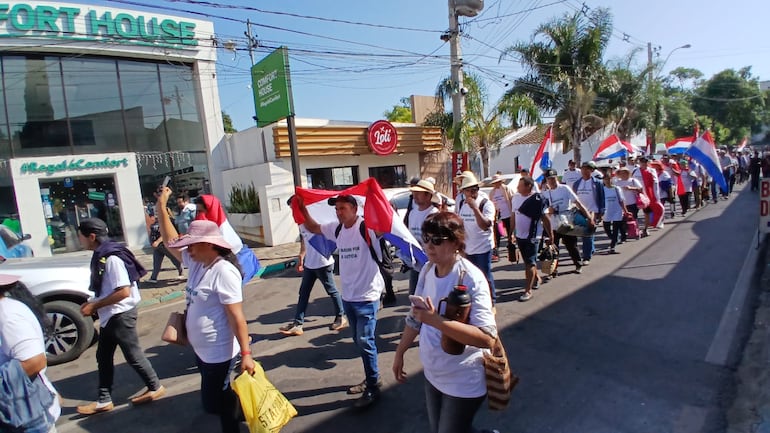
xmin=135 ymin=241 xmax=300 ymax=308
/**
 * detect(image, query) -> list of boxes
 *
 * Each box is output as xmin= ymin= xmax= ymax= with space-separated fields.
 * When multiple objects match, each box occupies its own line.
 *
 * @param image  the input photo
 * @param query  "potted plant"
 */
xmin=227 ymin=183 xmax=263 ymax=242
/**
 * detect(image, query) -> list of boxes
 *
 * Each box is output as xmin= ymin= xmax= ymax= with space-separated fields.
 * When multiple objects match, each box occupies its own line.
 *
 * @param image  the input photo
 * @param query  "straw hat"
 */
xmin=490 ymin=174 xmax=505 ymax=184
xmin=460 ymin=172 xmax=481 ymax=190
xmin=167 ymin=220 xmax=232 ymax=250
xmin=409 ymin=179 xmax=435 ymax=194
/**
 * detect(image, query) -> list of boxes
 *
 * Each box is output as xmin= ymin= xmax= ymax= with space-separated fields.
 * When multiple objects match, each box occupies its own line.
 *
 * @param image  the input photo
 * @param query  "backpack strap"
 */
xmin=358 ymin=221 xmax=382 ymax=267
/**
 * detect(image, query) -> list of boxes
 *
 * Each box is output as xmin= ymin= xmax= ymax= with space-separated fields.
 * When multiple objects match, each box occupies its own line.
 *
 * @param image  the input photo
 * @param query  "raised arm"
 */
xmin=156 ymin=187 xmax=182 ymax=263
xmin=295 ymin=196 xmax=321 ymax=234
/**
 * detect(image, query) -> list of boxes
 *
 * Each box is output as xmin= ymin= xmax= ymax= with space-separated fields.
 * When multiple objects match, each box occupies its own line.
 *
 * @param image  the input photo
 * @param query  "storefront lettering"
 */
xmin=20 ymin=157 xmax=129 ymax=175
xmin=0 ymin=3 xmax=197 ymax=47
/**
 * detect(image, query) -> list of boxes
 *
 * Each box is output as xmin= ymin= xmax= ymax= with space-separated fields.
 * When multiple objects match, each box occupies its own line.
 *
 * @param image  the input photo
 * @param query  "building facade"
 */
xmin=0 ymin=2 xmax=223 ymax=256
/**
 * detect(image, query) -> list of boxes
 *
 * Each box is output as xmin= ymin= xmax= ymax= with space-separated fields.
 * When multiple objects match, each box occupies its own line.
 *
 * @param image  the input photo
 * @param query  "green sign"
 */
xmin=20 ymin=157 xmax=129 ymax=176
xmin=87 ymin=191 xmax=105 ymax=201
xmin=251 ymin=47 xmax=294 ymax=128
xmin=0 ymin=3 xmax=197 ymax=48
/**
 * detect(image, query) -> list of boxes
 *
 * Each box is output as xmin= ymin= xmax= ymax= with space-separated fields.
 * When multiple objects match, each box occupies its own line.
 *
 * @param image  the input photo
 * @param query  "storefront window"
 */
xmin=118 ymin=60 xmax=166 ymax=153
xmin=4 ymin=56 xmax=69 ymax=157
xmin=369 ymin=165 xmax=407 ymax=188
xmin=159 ymin=63 xmax=205 ymax=152
xmin=62 ymin=58 xmax=127 ymax=154
xmin=307 ymin=166 xmax=359 ymax=190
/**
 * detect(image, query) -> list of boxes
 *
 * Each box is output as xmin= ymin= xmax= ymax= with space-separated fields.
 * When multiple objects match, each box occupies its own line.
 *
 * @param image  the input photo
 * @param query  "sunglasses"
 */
xmin=422 ymin=233 xmax=451 ymax=246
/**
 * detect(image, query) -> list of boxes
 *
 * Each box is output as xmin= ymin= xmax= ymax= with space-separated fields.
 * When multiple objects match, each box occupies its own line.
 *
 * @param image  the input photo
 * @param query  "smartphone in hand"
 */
xmin=408 ymin=295 xmax=430 ymax=310
xmin=162 ymin=176 xmax=171 ymax=188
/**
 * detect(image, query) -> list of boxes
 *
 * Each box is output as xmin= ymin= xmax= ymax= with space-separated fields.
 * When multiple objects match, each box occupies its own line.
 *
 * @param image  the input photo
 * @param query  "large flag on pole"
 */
xmin=665 ymin=137 xmax=695 ymax=155
xmin=290 ymin=178 xmax=427 ymax=269
xmin=685 ymin=130 xmax=728 ymax=192
xmin=593 ymin=134 xmax=634 ymax=160
xmin=530 ymin=126 xmax=554 ymax=181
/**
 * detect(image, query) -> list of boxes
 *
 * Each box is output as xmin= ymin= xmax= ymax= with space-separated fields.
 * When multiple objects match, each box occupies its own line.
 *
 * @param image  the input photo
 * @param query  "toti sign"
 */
xmin=367 ymin=120 xmax=398 ymax=156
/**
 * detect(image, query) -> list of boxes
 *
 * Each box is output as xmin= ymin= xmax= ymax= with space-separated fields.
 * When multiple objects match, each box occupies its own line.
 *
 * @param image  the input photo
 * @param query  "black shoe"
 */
xmin=381 ymin=294 xmax=397 ymax=307
xmin=353 ymin=387 xmax=380 ymax=409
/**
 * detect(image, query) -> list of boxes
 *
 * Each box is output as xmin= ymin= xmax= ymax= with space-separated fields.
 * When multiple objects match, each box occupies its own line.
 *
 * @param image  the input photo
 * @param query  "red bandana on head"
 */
xmin=195 ymin=195 xmax=228 ymax=226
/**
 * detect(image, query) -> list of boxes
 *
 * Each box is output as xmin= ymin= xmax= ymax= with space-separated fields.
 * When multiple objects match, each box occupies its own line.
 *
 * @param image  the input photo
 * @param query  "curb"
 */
xmin=136 ymin=258 xmax=298 ymax=309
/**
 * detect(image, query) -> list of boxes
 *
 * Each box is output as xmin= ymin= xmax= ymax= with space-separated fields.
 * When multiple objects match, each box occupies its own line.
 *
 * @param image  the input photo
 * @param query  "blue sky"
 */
xmin=91 ymin=0 xmax=770 ymax=131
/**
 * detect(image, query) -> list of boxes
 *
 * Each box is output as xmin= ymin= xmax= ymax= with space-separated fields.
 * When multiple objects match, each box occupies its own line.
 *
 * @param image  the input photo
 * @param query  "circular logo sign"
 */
xmin=367 ymin=120 xmax=398 ymax=156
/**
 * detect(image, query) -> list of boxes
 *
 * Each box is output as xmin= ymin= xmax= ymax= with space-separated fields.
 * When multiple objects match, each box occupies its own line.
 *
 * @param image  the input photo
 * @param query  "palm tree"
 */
xmin=502 ymin=7 xmax=613 ymax=163
xmin=433 ymin=73 xmax=539 ymax=177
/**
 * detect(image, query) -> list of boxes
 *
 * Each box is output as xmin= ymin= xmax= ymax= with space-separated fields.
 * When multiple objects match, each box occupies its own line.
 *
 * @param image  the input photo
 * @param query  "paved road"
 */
xmin=47 ymin=185 xmax=759 ymax=433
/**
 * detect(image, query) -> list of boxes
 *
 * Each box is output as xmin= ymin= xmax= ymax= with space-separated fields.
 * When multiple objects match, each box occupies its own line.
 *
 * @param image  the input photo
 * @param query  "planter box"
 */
xmin=230 ymin=213 xmax=264 ymax=244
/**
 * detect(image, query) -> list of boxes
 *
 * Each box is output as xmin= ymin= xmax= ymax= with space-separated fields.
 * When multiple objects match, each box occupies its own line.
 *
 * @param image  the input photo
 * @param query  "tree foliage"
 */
xmin=383 ymin=97 xmax=413 ymax=123
xmin=222 ymin=111 xmax=237 ymax=134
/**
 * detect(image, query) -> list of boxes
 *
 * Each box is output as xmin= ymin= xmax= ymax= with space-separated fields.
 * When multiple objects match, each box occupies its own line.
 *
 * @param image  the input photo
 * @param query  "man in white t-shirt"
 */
xmin=562 ymin=160 xmax=581 ymax=186
xmin=298 ymin=194 xmax=385 ymax=409
xmin=76 ymin=218 xmax=164 ymax=416
xmin=279 ymin=218 xmax=347 ymax=336
xmin=455 ymin=172 xmax=497 ymax=301
xmin=488 ymin=174 xmax=513 ymax=263
xmin=511 ymin=176 xmax=553 ymax=302
xmin=572 ymin=161 xmax=604 ymax=265
xmin=175 ymin=192 xmax=197 ymax=234
xmin=543 ymin=169 xmax=593 ymax=274
xmin=405 ymin=179 xmax=439 ymax=294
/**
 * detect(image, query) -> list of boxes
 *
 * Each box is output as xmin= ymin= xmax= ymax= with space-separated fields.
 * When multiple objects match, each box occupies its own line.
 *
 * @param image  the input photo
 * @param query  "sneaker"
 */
xmin=347 ymin=378 xmax=383 ymax=395
xmin=76 ymin=401 xmax=114 ymax=416
xmin=130 ymin=385 xmax=166 ymax=405
xmin=353 ymin=387 xmax=380 ymax=409
xmin=329 ymin=315 xmax=348 ymax=331
xmin=519 ymin=291 xmax=533 ymax=302
xmin=279 ymin=323 xmax=303 ymax=336
xmin=582 ymin=259 xmax=590 ymax=266
xmin=575 ymin=265 xmax=582 ymax=274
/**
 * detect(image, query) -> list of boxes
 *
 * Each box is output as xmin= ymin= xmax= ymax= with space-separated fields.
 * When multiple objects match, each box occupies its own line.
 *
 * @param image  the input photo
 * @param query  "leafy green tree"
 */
xmin=502 ymin=7 xmax=613 ymax=163
xmin=222 ymin=111 xmax=237 ymax=133
xmin=434 ymin=73 xmax=539 ymax=177
xmin=692 ymin=67 xmax=765 ymax=143
xmin=383 ymin=97 xmax=413 ymax=123
xmin=594 ymin=49 xmax=654 ymax=140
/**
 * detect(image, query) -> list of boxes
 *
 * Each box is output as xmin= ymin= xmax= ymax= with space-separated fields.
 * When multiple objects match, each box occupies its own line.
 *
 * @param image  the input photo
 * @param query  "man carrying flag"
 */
xmin=294 ymin=193 xmax=385 ymax=409
xmin=685 ymin=130 xmax=728 ymax=203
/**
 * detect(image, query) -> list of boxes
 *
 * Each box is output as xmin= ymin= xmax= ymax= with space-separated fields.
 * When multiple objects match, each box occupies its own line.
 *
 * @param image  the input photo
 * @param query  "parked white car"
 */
xmin=1 ymin=253 xmax=95 ymax=365
xmin=384 ymin=187 xmax=456 ymax=221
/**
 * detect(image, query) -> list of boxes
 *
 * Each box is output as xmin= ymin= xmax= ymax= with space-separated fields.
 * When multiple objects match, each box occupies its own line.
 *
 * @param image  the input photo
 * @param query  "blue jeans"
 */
xmin=294 ymin=265 xmax=344 ymax=325
xmin=342 ymin=300 xmax=380 ymax=387
xmin=196 ymin=356 xmax=241 ymax=433
xmin=424 ymin=379 xmax=486 ymax=433
xmin=581 ymin=234 xmax=595 ymax=261
xmin=466 ymin=250 xmax=496 ymax=300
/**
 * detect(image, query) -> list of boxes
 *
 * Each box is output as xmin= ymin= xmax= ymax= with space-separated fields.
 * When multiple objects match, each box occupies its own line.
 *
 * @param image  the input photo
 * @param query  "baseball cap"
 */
xmin=581 ymin=161 xmax=597 ymax=169
xmin=544 ymin=168 xmax=558 ymax=178
xmin=328 ymin=194 xmax=359 ymax=207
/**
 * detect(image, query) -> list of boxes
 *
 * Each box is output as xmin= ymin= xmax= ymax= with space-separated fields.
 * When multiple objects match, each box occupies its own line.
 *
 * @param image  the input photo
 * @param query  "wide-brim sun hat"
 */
xmin=0 ymin=274 xmax=21 ymax=286
xmin=409 ymin=179 xmax=435 ymax=194
xmin=167 ymin=220 xmax=232 ymax=250
xmin=460 ymin=172 xmax=480 ymax=190
xmin=616 ymin=166 xmax=631 ymax=174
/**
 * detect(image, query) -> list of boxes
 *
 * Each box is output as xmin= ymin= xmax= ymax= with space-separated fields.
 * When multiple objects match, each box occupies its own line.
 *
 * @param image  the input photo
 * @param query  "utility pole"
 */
xmin=647 ymin=42 xmax=655 ymax=154
xmin=245 ymin=19 xmax=256 ymax=66
xmin=448 ymin=0 xmax=465 ymax=152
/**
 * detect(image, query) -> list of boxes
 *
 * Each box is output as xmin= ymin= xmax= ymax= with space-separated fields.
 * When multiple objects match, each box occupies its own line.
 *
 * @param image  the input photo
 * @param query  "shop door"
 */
xmin=39 ymin=176 xmax=124 ymax=254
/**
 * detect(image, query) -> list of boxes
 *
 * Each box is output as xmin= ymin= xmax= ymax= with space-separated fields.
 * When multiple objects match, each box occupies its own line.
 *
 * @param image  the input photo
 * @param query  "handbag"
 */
xmin=161 ymin=311 xmax=188 ymax=346
xmin=482 ymin=336 xmax=519 ymax=411
xmin=636 ymin=192 xmax=650 ymax=209
xmin=232 ymin=363 xmax=297 ymax=433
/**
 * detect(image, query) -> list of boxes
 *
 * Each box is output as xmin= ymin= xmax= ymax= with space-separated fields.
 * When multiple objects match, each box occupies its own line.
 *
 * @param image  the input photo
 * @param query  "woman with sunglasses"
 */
xmin=392 ymin=212 xmax=497 ymax=433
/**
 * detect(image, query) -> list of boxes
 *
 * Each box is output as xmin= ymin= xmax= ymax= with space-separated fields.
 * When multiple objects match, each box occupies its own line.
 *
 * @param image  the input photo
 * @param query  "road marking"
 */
xmin=705 ymin=231 xmax=760 ymax=365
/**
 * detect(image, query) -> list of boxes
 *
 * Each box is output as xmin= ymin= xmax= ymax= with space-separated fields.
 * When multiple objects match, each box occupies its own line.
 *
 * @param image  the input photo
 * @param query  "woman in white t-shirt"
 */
xmin=677 ymin=161 xmax=697 ymax=216
xmin=158 ymin=188 xmax=254 ymax=433
xmin=392 ymin=212 xmax=497 ymax=433
xmin=602 ymin=174 xmax=628 ymax=253
xmin=0 ymin=276 xmax=60 ymax=433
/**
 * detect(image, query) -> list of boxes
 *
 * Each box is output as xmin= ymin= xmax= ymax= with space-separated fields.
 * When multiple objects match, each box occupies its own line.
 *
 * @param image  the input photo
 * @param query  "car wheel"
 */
xmin=44 ymin=300 xmax=95 ymax=365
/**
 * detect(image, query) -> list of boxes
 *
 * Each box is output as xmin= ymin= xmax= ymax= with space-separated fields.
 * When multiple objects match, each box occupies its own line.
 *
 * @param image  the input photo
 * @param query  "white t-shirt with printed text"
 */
xmin=511 ymin=192 xmax=541 ymax=240
xmin=603 ymin=186 xmax=624 ymax=222
xmin=407 ymin=205 xmax=438 ymax=245
xmin=184 ymin=252 xmax=243 ymax=363
xmin=456 ymin=193 xmax=496 ymax=255
xmin=614 ymin=178 xmax=643 ymax=206
xmin=415 ymin=258 xmax=496 ymax=398
xmin=320 ymin=217 xmax=384 ymax=302
xmin=574 ymin=178 xmax=599 ymax=212
xmin=543 ymin=184 xmax=579 ymax=229
xmin=561 ymin=169 xmax=581 ymax=186
xmin=489 ymin=185 xmax=514 ymax=219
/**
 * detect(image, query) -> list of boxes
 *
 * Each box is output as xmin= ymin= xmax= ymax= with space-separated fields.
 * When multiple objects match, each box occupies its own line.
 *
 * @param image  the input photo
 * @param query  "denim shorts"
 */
xmin=515 ymin=238 xmax=538 ymax=266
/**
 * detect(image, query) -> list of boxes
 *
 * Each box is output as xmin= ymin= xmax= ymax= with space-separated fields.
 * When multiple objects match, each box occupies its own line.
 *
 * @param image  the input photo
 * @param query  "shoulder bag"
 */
xmin=482 ymin=336 xmax=519 ymax=411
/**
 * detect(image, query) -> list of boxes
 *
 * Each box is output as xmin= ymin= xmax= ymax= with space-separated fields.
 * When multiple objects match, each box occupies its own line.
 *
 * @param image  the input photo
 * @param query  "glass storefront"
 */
xmin=0 ymin=54 xmax=211 ymax=254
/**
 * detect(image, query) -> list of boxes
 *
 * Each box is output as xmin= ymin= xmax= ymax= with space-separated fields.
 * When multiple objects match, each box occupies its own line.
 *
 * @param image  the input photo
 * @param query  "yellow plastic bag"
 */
xmin=232 ymin=363 xmax=297 ymax=433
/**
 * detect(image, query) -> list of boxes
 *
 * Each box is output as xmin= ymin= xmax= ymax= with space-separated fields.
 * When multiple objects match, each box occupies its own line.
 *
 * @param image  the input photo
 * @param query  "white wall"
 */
xmin=9 ymin=152 xmax=146 ymax=257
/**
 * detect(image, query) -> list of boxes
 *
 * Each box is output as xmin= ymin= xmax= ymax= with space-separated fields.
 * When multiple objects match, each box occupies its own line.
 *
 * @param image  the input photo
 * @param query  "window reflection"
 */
xmin=159 ymin=63 xmax=205 ymax=152
xmin=118 ymin=60 xmax=166 ymax=153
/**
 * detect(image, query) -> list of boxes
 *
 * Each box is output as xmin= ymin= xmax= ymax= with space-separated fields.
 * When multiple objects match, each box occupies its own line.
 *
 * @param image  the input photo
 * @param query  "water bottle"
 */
xmin=438 ymin=284 xmax=472 ymax=355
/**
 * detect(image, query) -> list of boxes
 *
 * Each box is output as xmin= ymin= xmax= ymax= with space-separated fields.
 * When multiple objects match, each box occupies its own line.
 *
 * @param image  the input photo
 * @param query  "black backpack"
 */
xmin=335 ymin=221 xmax=394 ymax=276
xmin=517 ymin=193 xmax=546 ymax=241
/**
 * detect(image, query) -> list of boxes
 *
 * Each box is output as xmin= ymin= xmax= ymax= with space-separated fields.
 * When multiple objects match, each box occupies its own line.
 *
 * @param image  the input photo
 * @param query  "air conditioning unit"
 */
xmin=454 ymin=0 xmax=484 ymax=17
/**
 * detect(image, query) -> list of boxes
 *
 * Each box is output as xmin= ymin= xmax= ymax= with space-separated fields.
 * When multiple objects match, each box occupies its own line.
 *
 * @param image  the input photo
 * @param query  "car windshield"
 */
xmin=390 ymin=192 xmax=412 ymax=210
